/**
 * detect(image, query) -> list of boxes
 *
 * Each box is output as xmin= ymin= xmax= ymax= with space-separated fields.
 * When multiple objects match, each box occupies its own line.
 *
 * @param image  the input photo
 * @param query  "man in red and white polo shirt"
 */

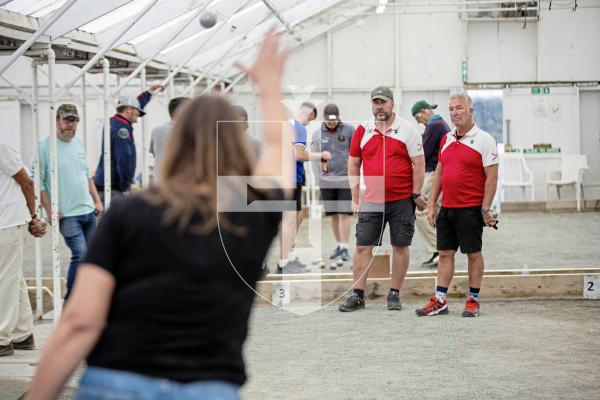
xmin=416 ymin=93 xmax=499 ymax=318
xmin=339 ymin=86 xmax=426 ymax=312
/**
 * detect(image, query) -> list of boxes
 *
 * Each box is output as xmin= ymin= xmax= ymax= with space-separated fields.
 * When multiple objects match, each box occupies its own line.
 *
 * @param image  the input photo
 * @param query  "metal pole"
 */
xmin=169 ymin=72 xmax=175 ymax=98
xmin=222 ymin=72 xmax=245 ymax=95
xmin=162 ymin=0 xmax=254 ymax=90
xmin=189 ymin=74 xmax=195 ymax=97
xmin=47 ymin=46 xmax=62 ymax=321
xmin=140 ymin=67 xmax=148 ymax=188
xmin=102 ymin=59 xmax=112 ymax=208
xmin=81 ymin=74 xmax=87 ymax=151
xmin=0 ymin=0 xmax=78 ymax=75
xmin=53 ymin=0 xmax=161 ymax=102
xmin=180 ymin=39 xmax=248 ymax=98
xmin=112 ymin=0 xmax=214 ymax=95
xmin=326 ymin=30 xmax=332 ymax=103
xmin=31 ymin=62 xmax=43 ymax=319
xmin=394 ymin=11 xmax=401 ymax=111
xmin=201 ymin=66 xmax=235 ymax=95
xmin=0 ymin=75 xmax=34 ymax=105
xmin=180 ymin=13 xmax=271 ymax=97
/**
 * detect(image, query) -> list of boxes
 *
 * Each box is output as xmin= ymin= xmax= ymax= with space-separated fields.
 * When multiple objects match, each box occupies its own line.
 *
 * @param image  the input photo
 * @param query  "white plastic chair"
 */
xmin=546 ymin=154 xmax=589 ymax=211
xmin=500 ymin=153 xmax=535 ymax=201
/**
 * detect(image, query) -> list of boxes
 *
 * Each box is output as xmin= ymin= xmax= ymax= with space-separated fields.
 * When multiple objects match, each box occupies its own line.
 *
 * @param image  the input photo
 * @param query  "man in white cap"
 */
xmin=94 ymin=83 xmax=164 ymax=200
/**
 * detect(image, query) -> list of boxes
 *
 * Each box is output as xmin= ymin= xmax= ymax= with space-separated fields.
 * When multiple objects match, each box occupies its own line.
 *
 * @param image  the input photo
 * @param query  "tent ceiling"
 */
xmin=1 ymin=0 xmax=597 ymax=86
xmin=0 ymin=0 xmax=375 ymax=83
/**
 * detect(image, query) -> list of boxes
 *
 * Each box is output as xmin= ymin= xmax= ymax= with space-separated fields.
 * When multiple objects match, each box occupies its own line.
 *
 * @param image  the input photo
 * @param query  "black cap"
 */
xmin=323 ymin=103 xmax=340 ymax=121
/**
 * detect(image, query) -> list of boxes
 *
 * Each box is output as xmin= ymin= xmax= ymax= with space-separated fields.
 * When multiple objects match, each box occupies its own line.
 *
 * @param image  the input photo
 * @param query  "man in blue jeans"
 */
xmin=39 ymin=104 xmax=103 ymax=300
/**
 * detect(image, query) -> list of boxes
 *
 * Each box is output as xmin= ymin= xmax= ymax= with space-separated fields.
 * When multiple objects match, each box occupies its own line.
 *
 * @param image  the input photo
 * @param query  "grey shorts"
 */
xmin=355 ymin=198 xmax=416 ymax=247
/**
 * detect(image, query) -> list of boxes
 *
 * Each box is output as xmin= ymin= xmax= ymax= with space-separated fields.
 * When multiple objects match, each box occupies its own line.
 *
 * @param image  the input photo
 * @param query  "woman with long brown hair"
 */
xmin=26 ymin=29 xmax=293 ymax=400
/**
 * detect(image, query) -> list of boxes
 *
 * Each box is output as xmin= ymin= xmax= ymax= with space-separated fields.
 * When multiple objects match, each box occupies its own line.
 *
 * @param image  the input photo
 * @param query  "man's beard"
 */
xmin=375 ymin=112 xmax=389 ymax=121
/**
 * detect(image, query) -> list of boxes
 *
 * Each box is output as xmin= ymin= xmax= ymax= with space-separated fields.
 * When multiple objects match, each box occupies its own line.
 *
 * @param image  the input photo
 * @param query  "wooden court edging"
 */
xmin=255 ymin=269 xmax=600 ymax=304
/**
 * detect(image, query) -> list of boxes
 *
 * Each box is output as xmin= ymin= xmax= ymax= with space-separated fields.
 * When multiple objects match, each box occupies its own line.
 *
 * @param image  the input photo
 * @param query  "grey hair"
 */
xmin=449 ymin=92 xmax=473 ymax=107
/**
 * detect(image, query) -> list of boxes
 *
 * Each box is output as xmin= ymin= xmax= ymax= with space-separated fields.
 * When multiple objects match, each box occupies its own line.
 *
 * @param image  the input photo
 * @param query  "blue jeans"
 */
xmin=76 ymin=367 xmax=241 ymax=400
xmin=59 ymin=212 xmax=96 ymax=300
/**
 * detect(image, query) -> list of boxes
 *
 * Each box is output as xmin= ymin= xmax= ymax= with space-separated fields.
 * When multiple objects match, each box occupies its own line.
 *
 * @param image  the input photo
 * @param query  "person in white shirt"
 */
xmin=0 ymin=142 xmax=46 ymax=357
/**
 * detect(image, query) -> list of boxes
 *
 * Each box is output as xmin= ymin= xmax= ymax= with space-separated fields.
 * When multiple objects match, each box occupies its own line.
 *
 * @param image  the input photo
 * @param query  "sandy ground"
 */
xmin=1 ymin=300 xmax=599 ymax=399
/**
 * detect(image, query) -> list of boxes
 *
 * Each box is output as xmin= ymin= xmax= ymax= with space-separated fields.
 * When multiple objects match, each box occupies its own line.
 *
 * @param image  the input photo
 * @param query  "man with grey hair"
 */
xmin=416 ymin=93 xmax=499 ymax=318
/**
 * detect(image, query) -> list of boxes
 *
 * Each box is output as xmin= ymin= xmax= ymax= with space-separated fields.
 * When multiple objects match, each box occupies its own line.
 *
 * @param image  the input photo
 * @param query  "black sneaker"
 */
xmin=339 ymin=248 xmax=350 ymax=262
xmin=421 ymin=252 xmax=439 ymax=268
xmin=387 ymin=291 xmax=402 ymax=310
xmin=13 ymin=334 xmax=34 ymax=350
xmin=0 ymin=343 xmax=14 ymax=357
xmin=339 ymin=295 xmax=365 ymax=312
xmin=329 ymin=246 xmax=341 ymax=260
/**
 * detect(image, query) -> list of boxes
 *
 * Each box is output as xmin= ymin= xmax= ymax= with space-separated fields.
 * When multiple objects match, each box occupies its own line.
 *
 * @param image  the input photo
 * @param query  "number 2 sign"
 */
xmin=583 ymin=275 xmax=600 ymax=299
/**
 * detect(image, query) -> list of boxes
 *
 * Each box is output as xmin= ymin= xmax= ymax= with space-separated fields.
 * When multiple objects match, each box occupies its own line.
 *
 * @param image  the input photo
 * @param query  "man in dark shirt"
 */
xmin=310 ymin=104 xmax=354 ymax=268
xmin=411 ymin=100 xmax=450 ymax=268
xmin=95 ymin=83 xmax=164 ymax=202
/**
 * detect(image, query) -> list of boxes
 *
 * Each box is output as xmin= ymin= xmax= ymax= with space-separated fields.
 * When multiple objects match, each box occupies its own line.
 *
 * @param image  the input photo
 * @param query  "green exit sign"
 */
xmin=461 ymin=61 xmax=468 ymax=83
xmin=531 ymin=87 xmax=550 ymax=95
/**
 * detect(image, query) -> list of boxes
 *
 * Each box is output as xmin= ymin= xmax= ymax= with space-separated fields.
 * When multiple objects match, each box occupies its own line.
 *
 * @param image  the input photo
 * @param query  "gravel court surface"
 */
xmin=23 ymin=211 xmax=600 ymax=278
xmin=242 ymin=300 xmax=600 ymax=400
xmin=1 ymin=301 xmax=598 ymax=399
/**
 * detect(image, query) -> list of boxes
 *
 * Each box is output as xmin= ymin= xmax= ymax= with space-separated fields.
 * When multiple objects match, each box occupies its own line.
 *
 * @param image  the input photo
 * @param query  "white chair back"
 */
xmin=559 ymin=155 xmax=588 ymax=183
xmin=501 ymin=153 xmax=532 ymax=184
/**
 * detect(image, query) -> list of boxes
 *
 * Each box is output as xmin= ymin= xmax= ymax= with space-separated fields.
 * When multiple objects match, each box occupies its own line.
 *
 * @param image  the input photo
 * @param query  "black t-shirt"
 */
xmin=83 ymin=187 xmax=282 ymax=385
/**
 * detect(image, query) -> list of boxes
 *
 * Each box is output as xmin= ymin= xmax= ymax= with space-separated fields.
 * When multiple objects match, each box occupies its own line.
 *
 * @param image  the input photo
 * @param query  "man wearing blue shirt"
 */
xmin=95 ymin=83 xmax=164 ymax=199
xmin=277 ymin=102 xmax=331 ymax=274
xmin=39 ymin=104 xmax=103 ymax=300
xmin=411 ymin=100 xmax=450 ymax=268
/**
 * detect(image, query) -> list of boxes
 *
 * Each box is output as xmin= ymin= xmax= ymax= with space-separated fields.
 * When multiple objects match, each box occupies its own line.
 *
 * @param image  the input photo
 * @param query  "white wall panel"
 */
xmin=398 ymin=14 xmax=464 ymax=89
xmin=538 ymin=7 xmax=600 ymax=81
xmin=331 ymin=14 xmax=395 ymax=89
xmin=468 ymin=21 xmax=537 ymax=83
xmin=0 ymin=101 xmax=22 ymax=152
xmin=503 ymin=86 xmax=580 ymax=154
xmin=282 ymin=38 xmax=327 ymax=90
xmin=579 ymin=90 xmax=600 ymax=185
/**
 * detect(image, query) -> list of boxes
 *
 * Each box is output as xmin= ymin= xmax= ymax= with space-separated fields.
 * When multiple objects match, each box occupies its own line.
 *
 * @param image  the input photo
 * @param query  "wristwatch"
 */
xmin=412 ymin=193 xmax=422 ymax=200
xmin=481 ymin=208 xmax=491 ymax=213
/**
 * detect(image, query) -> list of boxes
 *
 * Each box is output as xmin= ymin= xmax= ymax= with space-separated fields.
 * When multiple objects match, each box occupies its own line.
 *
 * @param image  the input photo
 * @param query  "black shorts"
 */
xmin=355 ymin=198 xmax=415 ymax=247
xmin=436 ymin=206 xmax=484 ymax=254
xmin=293 ymin=184 xmax=303 ymax=212
xmin=320 ymin=188 xmax=353 ymax=216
